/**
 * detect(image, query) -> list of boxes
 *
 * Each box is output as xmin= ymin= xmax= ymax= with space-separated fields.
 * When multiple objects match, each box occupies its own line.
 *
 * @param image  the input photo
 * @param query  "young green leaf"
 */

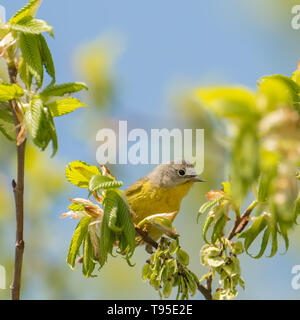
xmin=103 ymin=194 xmax=122 ymax=232
xmin=67 ymin=216 xmax=92 ymax=269
xmin=0 ymin=106 xmax=15 ymax=141
xmin=18 ymin=56 xmax=33 ymax=90
xmin=10 ymin=0 xmax=42 ymax=24
xmin=65 ymin=161 xmax=101 ymax=188
xmin=89 ymin=174 xmax=123 ymax=192
xmin=46 ymin=98 xmax=87 ymax=117
xmin=211 ymin=214 xmax=227 ymax=243
xmin=25 ymin=97 xmax=51 ymax=150
xmin=0 ymin=82 xmax=24 ymax=101
xmin=9 ymin=16 xmax=53 ymax=36
xmin=239 ymin=215 xmax=268 ymax=255
xmin=202 ymin=214 xmax=214 ymax=244
xmin=114 ymin=190 xmax=136 ymax=255
xmin=38 ymin=34 xmax=55 ymax=84
xmin=82 ymin=233 xmax=96 ymax=277
xmin=41 ymin=82 xmax=88 ymax=98
xmin=19 ymin=32 xmax=43 ymax=87
xmin=197 ymin=196 xmax=224 ymax=223
xmin=251 ymin=226 xmax=270 ymax=259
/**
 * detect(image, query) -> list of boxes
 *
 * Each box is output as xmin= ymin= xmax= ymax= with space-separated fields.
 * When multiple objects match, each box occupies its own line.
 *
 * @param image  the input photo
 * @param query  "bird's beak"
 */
xmin=191 ymin=175 xmax=205 ymax=182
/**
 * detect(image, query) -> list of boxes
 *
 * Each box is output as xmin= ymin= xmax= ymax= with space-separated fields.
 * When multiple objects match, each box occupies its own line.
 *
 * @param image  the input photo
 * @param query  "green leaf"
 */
xmin=25 ymin=97 xmax=51 ymax=150
xmin=19 ymin=33 xmax=43 ymax=87
xmin=113 ymin=190 xmax=136 ymax=255
xmin=38 ymin=34 xmax=55 ymax=84
xmin=251 ymin=226 xmax=270 ymax=259
xmin=202 ymin=214 xmax=214 ymax=244
xmin=0 ymin=106 xmax=15 ymax=141
xmin=89 ymin=174 xmax=123 ymax=192
xmin=194 ymin=86 xmax=259 ymax=121
xmin=278 ymin=221 xmax=289 ymax=254
xmin=99 ymin=201 xmax=116 ymax=266
xmin=41 ymin=82 xmax=88 ymax=98
xmin=65 ymin=160 xmax=101 ymax=188
xmin=142 ymin=263 xmax=151 ymax=281
xmin=9 ymin=16 xmax=53 ymax=36
xmin=82 ymin=233 xmax=96 ymax=277
xmin=239 ymin=215 xmax=267 ymax=255
xmin=10 ymin=0 xmax=42 ymax=24
xmin=103 ymin=194 xmax=122 ymax=232
xmin=18 ymin=56 xmax=33 ymax=90
xmin=163 ymin=280 xmax=173 ymax=298
xmin=197 ymin=196 xmax=224 ymax=223
xmin=231 ymin=126 xmax=259 ymax=204
xmin=68 ymin=203 xmax=85 ymax=212
xmin=211 ymin=214 xmax=227 ymax=243
xmin=268 ymin=222 xmax=278 ymax=258
xmin=0 ymin=82 xmax=24 ymax=101
xmin=177 ymin=249 xmax=189 ymax=266
xmin=46 ymin=98 xmax=86 ymax=117
xmin=258 ymin=162 xmax=277 ymax=202
xmin=67 ymin=216 xmax=92 ymax=269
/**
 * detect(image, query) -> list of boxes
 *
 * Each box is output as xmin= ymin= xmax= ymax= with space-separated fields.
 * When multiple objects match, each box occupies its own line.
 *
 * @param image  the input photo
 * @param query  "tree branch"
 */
xmin=8 ymin=62 xmax=26 ymax=300
xmin=228 ymin=200 xmax=258 ymax=240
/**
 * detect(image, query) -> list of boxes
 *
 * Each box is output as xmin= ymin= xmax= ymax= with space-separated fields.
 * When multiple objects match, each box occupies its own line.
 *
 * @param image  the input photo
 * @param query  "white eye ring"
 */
xmin=178 ymin=169 xmax=186 ymax=176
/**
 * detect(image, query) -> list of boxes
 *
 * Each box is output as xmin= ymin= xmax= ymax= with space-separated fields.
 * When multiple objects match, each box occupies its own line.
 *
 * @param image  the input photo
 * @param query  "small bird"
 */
xmin=125 ymin=159 xmax=204 ymax=242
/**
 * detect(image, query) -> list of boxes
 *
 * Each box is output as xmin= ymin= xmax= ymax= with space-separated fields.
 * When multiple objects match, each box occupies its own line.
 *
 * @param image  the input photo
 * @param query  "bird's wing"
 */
xmin=125 ymin=176 xmax=149 ymax=197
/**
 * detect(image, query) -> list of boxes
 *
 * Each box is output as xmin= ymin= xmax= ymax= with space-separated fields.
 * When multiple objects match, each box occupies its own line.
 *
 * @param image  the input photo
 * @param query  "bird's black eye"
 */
xmin=178 ymin=169 xmax=186 ymax=176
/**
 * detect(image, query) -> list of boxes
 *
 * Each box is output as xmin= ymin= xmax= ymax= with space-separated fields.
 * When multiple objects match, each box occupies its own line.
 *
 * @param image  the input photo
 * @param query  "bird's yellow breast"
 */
xmin=126 ymin=179 xmax=194 ymax=224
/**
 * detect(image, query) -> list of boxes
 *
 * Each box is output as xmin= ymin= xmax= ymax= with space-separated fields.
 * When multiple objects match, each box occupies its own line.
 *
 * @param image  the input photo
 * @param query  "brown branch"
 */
xmin=8 ymin=62 xmax=26 ymax=300
xmin=134 ymin=224 xmax=158 ymax=249
xmin=228 ymin=200 xmax=258 ymax=240
xmin=196 ymin=276 xmax=212 ymax=300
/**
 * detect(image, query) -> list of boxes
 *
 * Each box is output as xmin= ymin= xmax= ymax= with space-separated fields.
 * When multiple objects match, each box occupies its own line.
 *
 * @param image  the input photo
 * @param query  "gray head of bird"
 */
xmin=147 ymin=159 xmax=205 ymax=188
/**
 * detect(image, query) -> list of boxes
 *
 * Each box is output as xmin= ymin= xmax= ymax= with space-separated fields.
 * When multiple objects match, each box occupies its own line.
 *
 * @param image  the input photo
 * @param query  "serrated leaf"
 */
xmin=113 ymin=190 xmax=136 ymax=255
xmin=25 ymin=97 xmax=51 ymax=150
xmin=0 ymin=103 xmax=15 ymax=141
xmin=89 ymin=174 xmax=122 ymax=192
xmin=0 ymin=82 xmax=24 ymax=101
xmin=19 ymin=32 xmax=43 ymax=87
xmin=9 ymin=16 xmax=53 ymax=35
xmin=18 ymin=56 xmax=32 ymax=90
xmin=67 ymin=216 xmax=92 ymax=269
xmin=99 ymin=201 xmax=116 ymax=266
xmin=103 ymin=194 xmax=122 ymax=232
xmin=10 ymin=0 xmax=42 ymax=24
xmin=38 ymin=34 xmax=55 ymax=84
xmin=46 ymin=98 xmax=86 ymax=117
xmin=41 ymin=82 xmax=88 ymax=98
xmin=65 ymin=161 xmax=101 ymax=188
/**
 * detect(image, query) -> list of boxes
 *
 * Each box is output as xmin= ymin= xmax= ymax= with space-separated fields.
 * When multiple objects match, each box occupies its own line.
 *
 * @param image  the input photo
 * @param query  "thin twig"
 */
xmin=228 ymin=200 xmax=258 ymax=240
xmin=8 ymin=62 xmax=26 ymax=300
xmin=134 ymin=224 xmax=158 ymax=249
